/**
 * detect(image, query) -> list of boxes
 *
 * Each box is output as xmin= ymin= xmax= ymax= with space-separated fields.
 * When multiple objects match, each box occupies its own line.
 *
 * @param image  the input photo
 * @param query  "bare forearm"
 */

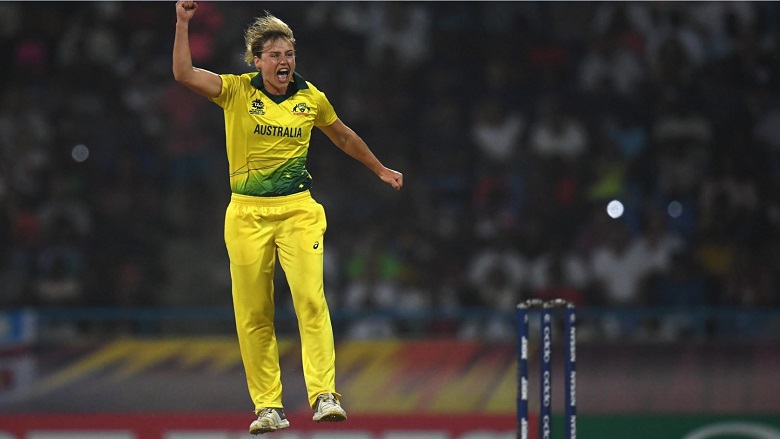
xmin=173 ymin=21 xmax=194 ymax=82
xmin=172 ymin=18 xmax=221 ymax=97
xmin=340 ymin=133 xmax=386 ymax=176
xmin=321 ymin=119 xmax=403 ymax=190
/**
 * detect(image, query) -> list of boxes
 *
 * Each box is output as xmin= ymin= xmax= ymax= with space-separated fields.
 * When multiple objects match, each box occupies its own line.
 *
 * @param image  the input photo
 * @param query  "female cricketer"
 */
xmin=173 ymin=1 xmax=404 ymax=434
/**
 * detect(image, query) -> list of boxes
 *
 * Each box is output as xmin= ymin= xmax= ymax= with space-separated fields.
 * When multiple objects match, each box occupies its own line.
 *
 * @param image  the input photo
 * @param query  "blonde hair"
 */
xmin=243 ymin=12 xmax=295 ymax=65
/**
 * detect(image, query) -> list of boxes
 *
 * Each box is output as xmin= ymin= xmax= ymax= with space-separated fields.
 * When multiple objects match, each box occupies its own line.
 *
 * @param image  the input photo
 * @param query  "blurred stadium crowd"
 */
xmin=1 ymin=2 xmax=779 ymax=341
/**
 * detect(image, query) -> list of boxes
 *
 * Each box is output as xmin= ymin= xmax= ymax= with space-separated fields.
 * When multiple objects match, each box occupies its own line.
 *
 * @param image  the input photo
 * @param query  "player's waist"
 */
xmin=229 ymin=190 xmax=312 ymax=207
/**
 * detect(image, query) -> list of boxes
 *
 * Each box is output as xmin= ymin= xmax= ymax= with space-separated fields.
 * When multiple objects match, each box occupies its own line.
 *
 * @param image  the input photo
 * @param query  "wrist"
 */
xmin=176 ymin=20 xmax=190 ymax=30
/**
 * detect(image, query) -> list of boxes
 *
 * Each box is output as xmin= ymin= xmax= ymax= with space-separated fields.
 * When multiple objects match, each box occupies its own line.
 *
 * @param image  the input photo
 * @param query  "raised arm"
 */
xmin=173 ymin=1 xmax=222 ymax=98
xmin=318 ymin=119 xmax=403 ymax=190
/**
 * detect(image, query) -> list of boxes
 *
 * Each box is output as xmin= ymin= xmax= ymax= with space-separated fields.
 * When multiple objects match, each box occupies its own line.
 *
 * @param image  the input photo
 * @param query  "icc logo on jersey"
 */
xmin=250 ymin=99 xmax=265 ymax=115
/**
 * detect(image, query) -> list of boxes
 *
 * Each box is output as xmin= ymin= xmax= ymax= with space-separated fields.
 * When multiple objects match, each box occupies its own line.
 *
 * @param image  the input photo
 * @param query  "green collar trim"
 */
xmin=250 ymin=71 xmax=309 ymax=104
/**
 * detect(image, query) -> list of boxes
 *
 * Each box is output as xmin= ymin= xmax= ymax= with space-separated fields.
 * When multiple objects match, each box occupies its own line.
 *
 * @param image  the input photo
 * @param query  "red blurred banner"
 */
xmin=0 ymin=413 xmax=519 ymax=438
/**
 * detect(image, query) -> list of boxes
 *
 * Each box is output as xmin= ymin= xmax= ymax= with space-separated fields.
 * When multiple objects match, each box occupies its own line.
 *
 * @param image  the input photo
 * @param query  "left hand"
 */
xmin=380 ymin=168 xmax=403 ymax=190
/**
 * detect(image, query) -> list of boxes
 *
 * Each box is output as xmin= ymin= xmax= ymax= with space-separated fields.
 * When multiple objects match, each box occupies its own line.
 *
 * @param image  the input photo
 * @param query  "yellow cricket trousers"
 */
xmin=224 ymin=190 xmax=339 ymax=412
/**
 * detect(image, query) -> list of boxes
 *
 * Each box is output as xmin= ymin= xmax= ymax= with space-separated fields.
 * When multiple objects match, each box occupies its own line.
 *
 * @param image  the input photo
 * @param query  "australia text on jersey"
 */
xmin=254 ymin=124 xmax=303 ymax=137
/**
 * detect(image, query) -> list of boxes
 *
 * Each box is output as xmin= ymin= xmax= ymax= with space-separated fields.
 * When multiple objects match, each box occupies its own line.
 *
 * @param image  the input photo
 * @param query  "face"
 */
xmin=254 ymin=38 xmax=296 ymax=95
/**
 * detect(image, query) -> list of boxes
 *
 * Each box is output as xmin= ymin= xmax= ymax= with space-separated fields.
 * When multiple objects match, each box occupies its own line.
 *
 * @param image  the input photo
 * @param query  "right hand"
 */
xmin=176 ymin=1 xmax=197 ymax=23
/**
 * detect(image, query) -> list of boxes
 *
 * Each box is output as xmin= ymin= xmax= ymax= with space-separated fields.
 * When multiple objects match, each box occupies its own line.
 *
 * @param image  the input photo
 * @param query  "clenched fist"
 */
xmin=176 ymin=1 xmax=197 ymax=23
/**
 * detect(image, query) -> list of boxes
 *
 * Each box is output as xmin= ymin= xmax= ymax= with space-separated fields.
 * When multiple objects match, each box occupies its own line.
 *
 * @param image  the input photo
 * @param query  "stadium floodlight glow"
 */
xmin=606 ymin=199 xmax=624 ymax=219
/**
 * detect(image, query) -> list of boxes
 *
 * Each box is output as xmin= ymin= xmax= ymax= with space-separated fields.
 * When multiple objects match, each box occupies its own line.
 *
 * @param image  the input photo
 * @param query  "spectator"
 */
xmin=364 ymin=2 xmax=431 ymax=70
xmin=579 ymin=35 xmax=645 ymax=96
xmin=528 ymin=96 xmax=589 ymax=162
xmin=471 ymin=95 xmax=526 ymax=171
xmin=466 ymin=239 xmax=530 ymax=310
xmin=590 ymin=221 xmax=653 ymax=306
xmin=470 ymin=94 xmax=527 ymax=228
xmin=645 ymin=6 xmax=707 ymax=73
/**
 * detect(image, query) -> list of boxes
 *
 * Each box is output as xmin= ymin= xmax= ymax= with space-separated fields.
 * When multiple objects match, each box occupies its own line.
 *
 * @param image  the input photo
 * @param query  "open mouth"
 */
xmin=277 ymin=68 xmax=290 ymax=82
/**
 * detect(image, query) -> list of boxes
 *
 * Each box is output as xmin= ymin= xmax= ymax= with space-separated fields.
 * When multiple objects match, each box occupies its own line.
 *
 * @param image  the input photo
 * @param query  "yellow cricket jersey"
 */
xmin=210 ymin=72 xmax=338 ymax=196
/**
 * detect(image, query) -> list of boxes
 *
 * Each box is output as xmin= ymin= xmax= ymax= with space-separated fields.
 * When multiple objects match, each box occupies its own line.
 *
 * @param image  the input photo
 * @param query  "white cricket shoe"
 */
xmin=249 ymin=408 xmax=290 ymax=435
xmin=312 ymin=393 xmax=347 ymax=422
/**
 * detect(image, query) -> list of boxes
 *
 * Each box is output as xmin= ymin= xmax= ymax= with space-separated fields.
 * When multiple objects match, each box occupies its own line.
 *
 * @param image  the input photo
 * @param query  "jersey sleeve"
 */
xmin=312 ymin=87 xmax=338 ymax=127
xmin=209 ymin=74 xmax=240 ymax=110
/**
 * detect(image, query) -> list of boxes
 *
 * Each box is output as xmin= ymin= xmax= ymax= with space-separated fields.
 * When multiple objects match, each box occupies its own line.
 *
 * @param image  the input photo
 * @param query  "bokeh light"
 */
xmin=606 ymin=200 xmax=624 ymax=219
xmin=668 ymin=200 xmax=683 ymax=219
xmin=71 ymin=144 xmax=89 ymax=163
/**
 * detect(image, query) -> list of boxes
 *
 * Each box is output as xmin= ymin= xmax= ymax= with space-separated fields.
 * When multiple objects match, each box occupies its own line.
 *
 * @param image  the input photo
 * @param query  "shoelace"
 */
xmin=258 ymin=408 xmax=276 ymax=418
xmin=318 ymin=393 xmax=337 ymax=408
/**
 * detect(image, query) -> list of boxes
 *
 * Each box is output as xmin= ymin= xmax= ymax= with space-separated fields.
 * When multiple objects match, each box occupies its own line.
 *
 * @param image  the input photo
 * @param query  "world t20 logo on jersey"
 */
xmin=291 ymin=102 xmax=311 ymax=116
xmin=249 ymin=99 xmax=265 ymax=115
